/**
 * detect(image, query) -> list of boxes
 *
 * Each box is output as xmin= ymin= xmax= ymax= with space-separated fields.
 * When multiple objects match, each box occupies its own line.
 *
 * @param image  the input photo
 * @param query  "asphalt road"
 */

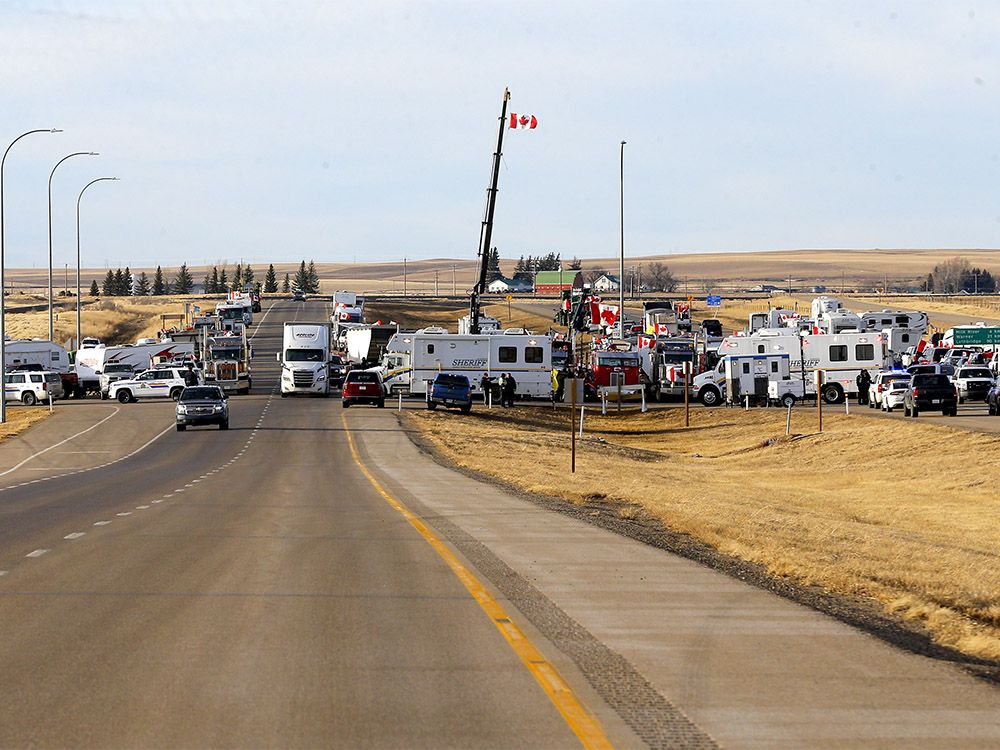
xmin=0 ymin=300 xmax=587 ymax=748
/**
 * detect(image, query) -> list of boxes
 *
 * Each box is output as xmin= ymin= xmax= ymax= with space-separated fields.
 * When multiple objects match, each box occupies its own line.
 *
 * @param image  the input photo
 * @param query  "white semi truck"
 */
xmin=376 ymin=331 xmax=552 ymax=398
xmin=278 ymin=322 xmax=331 ymax=397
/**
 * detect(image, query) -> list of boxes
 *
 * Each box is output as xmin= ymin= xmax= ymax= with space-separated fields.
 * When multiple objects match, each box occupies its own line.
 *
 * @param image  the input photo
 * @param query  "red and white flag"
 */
xmin=509 ymin=113 xmax=538 ymax=129
xmin=599 ymin=304 xmax=620 ymax=327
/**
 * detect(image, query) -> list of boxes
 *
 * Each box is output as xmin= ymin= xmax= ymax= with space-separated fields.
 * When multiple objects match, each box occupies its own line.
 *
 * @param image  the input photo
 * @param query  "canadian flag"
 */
xmin=599 ymin=304 xmax=620 ymax=327
xmin=637 ymin=335 xmax=656 ymax=349
xmin=509 ymin=113 xmax=538 ymax=129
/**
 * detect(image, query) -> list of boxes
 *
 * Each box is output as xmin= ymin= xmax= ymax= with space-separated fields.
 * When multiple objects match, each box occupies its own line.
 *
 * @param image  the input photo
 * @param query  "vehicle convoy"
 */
xmin=279 ymin=322 xmax=331 ymax=397
xmin=341 ymin=370 xmax=385 ymax=408
xmin=175 ymin=386 xmax=229 ymax=431
xmin=3 ymin=370 xmax=62 ymax=405
xmin=76 ymin=341 xmax=196 ymax=395
xmin=109 ymin=366 xmax=196 ymax=403
xmin=952 ymin=366 xmax=993 ymax=403
xmin=692 ymin=330 xmax=888 ymax=406
xmin=904 ymin=373 xmax=958 ymax=417
xmin=203 ymin=332 xmax=252 ymax=394
xmin=427 ymin=373 xmax=473 ymax=413
xmin=6 ymin=339 xmax=80 ymax=398
xmin=377 ymin=331 xmax=552 ymax=398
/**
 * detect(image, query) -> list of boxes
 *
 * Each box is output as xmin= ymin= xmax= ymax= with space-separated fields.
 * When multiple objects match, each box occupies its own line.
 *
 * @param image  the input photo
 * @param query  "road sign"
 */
xmin=505 ymin=294 xmax=513 ymax=302
xmin=706 ymin=295 xmax=722 ymax=307
xmin=952 ymin=327 xmax=1000 ymax=345
xmin=687 ymin=295 xmax=694 ymax=302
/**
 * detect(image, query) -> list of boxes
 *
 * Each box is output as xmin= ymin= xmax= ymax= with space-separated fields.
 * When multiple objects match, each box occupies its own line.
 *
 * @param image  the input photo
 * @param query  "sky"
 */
xmin=2 ymin=1 xmax=1000 ymax=270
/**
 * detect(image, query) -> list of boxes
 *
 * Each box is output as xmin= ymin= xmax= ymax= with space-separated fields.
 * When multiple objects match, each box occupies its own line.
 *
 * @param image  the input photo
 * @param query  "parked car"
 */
xmin=328 ymin=354 xmax=347 ymax=389
xmin=98 ymin=362 xmax=140 ymax=399
xmin=868 ymin=371 xmax=910 ymax=409
xmin=427 ymin=373 xmax=473 ymax=414
xmin=292 ymin=290 xmax=306 ymax=301
xmin=341 ymin=370 xmax=385 ymax=408
xmin=175 ymin=385 xmax=229 ymax=431
xmin=881 ymin=379 xmax=910 ymax=412
xmin=3 ymin=370 xmax=62 ymax=405
xmin=903 ymin=373 xmax=958 ymax=417
xmin=109 ymin=367 xmax=196 ymax=403
xmin=907 ymin=363 xmax=955 ymax=378
xmin=952 ymin=366 xmax=994 ymax=404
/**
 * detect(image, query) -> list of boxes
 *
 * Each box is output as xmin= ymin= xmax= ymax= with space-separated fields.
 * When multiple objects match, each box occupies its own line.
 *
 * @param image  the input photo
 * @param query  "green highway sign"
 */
xmin=951 ymin=327 xmax=1000 ymax=345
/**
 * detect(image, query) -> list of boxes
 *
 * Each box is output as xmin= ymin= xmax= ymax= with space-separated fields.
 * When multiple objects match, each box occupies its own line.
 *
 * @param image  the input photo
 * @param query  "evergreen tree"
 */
xmin=219 ymin=268 xmax=228 ymax=292
xmin=306 ymin=260 xmax=320 ymax=293
xmin=515 ymin=256 xmax=525 ymax=273
xmin=89 ymin=279 xmax=100 ymax=297
xmin=486 ymin=247 xmax=502 ymax=282
xmin=122 ymin=266 xmax=133 ymax=295
xmin=282 ymin=273 xmax=291 ymax=293
xmin=294 ymin=260 xmax=310 ymax=292
xmin=233 ymin=263 xmax=243 ymax=291
xmin=102 ymin=269 xmax=115 ymax=296
xmin=244 ymin=264 xmax=255 ymax=288
xmin=208 ymin=266 xmax=220 ymax=294
xmin=253 ymin=280 xmax=262 ymax=296
xmin=135 ymin=271 xmax=151 ymax=296
xmin=112 ymin=269 xmax=125 ymax=296
xmin=264 ymin=264 xmax=278 ymax=293
xmin=173 ymin=263 xmax=194 ymax=294
xmin=152 ymin=266 xmax=166 ymax=296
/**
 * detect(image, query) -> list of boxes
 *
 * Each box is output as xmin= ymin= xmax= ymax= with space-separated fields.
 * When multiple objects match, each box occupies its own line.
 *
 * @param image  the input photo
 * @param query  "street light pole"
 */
xmin=49 ymin=151 xmax=98 ymax=341
xmin=76 ymin=177 xmax=118 ymax=351
xmin=1 ymin=128 xmax=61 ymax=423
xmin=619 ymin=140 xmax=626 ymax=339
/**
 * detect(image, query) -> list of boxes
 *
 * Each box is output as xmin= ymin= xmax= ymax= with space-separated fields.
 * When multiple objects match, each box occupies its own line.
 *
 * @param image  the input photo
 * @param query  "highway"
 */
xmin=1 ymin=299 xmax=1000 ymax=748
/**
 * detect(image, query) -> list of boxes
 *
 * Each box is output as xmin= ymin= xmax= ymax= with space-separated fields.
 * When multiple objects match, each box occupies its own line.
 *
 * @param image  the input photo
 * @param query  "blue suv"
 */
xmin=427 ymin=373 xmax=473 ymax=414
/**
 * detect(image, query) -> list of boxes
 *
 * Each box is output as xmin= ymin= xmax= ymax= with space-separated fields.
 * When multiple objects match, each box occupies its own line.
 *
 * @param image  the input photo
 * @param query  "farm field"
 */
xmin=407 ymin=404 xmax=1000 ymax=662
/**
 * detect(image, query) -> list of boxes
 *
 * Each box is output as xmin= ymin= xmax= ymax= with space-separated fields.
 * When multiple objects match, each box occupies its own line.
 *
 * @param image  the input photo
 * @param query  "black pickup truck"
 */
xmin=903 ymin=373 xmax=958 ymax=417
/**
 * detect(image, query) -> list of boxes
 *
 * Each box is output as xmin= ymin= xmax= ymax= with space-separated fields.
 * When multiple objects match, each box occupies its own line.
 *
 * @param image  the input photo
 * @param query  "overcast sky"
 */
xmin=2 ymin=1 xmax=1000 ymax=269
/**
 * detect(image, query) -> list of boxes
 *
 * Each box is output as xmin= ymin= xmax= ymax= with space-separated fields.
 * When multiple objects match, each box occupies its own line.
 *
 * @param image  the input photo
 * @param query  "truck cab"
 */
xmin=279 ymin=323 xmax=331 ymax=397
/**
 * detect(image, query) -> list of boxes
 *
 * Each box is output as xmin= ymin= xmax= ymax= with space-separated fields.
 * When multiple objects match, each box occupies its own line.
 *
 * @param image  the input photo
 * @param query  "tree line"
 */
xmin=925 ymin=257 xmax=997 ymax=294
xmin=90 ymin=261 xmax=322 ymax=296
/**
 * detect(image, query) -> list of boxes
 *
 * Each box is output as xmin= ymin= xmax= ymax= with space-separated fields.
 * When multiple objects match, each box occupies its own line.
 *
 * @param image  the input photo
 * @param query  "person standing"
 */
xmin=502 ymin=372 xmax=517 ymax=407
xmin=183 ymin=362 xmax=200 ymax=388
xmin=856 ymin=368 xmax=871 ymax=405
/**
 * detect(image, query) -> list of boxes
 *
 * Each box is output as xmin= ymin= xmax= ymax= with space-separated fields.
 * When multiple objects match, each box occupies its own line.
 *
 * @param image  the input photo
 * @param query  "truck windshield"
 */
xmin=285 ymin=348 xmax=323 ymax=362
xmin=211 ymin=348 xmax=241 ymax=360
xmin=219 ymin=309 xmax=242 ymax=320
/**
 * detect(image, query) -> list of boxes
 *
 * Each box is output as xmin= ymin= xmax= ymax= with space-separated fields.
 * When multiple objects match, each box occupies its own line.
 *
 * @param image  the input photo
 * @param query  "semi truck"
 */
xmin=203 ymin=331 xmax=252 ymax=394
xmin=278 ymin=322 xmax=331 ymax=397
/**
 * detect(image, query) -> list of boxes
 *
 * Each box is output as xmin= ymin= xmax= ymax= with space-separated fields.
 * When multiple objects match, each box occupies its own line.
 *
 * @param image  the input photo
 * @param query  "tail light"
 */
xmin=877 ymin=384 xmax=884 ymax=392
xmin=912 ymin=388 xmax=919 ymax=398
xmin=42 ymin=382 xmax=47 ymax=391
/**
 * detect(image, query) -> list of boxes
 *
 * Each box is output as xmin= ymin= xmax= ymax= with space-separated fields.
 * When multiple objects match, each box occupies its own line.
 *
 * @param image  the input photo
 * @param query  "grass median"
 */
xmin=0 ymin=409 xmax=53 ymax=443
xmin=406 ymin=404 xmax=1000 ymax=661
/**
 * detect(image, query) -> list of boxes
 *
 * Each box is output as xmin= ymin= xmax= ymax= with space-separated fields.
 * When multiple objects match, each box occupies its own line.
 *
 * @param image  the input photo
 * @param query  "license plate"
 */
xmin=931 ymin=399 xmax=940 ymax=404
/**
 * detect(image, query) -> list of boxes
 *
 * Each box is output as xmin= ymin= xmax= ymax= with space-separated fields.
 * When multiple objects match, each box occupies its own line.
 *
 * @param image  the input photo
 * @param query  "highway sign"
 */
xmin=505 ymin=294 xmax=513 ymax=302
xmin=687 ymin=295 xmax=694 ymax=302
xmin=706 ymin=295 xmax=722 ymax=307
xmin=952 ymin=327 xmax=1000 ymax=345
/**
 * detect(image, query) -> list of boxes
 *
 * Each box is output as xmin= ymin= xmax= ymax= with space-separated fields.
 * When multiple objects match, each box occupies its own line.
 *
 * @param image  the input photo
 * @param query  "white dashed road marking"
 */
xmin=94 ymin=521 xmax=112 ymax=526
xmin=63 ymin=532 xmax=86 ymax=540
xmin=25 ymin=549 xmax=50 ymax=558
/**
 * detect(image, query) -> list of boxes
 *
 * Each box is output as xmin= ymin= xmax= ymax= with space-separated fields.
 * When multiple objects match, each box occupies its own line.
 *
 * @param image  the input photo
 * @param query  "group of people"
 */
xmin=480 ymin=372 xmax=518 ymax=407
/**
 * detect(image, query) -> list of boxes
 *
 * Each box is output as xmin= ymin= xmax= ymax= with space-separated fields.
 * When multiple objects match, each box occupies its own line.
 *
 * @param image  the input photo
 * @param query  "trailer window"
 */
xmin=50 ymin=351 xmax=59 ymax=361
xmin=498 ymin=346 xmax=517 ymax=363
xmin=829 ymin=345 xmax=848 ymax=361
xmin=771 ymin=361 xmax=779 ymax=372
xmin=525 ymin=346 xmax=543 ymax=363
xmin=742 ymin=362 xmax=750 ymax=374
xmin=756 ymin=345 xmax=765 ymax=354
xmin=855 ymin=344 xmax=875 ymax=361
xmin=426 ymin=344 xmax=435 ymax=354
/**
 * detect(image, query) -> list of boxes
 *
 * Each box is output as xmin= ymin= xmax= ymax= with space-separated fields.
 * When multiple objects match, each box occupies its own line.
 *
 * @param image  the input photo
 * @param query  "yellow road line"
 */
xmin=341 ymin=412 xmax=614 ymax=750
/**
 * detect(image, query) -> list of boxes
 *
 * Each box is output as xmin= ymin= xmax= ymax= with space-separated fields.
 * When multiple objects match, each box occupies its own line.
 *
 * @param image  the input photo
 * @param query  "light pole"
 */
xmin=76 ymin=178 xmax=118 ymax=351
xmin=1 ymin=128 xmax=62 ymax=423
xmin=49 ymin=151 xmax=98 ymax=341
xmin=619 ymin=140 xmax=626 ymax=339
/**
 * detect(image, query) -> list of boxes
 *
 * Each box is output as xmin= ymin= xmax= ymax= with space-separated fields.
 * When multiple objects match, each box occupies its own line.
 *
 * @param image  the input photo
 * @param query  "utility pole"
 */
xmin=618 ymin=140 xmax=626 ymax=340
xmin=452 ymin=264 xmax=457 ymax=295
xmin=403 ymin=256 xmax=407 ymax=298
xmin=434 ymin=269 xmax=439 ymax=296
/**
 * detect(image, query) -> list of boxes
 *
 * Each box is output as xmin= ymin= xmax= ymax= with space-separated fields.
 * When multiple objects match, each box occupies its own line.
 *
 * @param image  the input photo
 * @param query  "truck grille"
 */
xmin=293 ymin=371 xmax=313 ymax=387
xmin=217 ymin=363 xmax=238 ymax=381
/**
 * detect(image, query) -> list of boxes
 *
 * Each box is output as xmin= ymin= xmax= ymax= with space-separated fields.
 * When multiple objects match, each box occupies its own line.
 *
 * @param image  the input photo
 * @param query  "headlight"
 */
xmin=213 ymin=405 xmax=223 ymax=412
xmin=176 ymin=404 xmax=187 ymax=414
xmin=317 ymin=373 xmax=327 ymax=381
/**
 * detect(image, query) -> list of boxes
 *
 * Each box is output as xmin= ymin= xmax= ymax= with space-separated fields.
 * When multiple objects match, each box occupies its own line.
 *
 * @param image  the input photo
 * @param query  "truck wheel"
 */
xmin=780 ymin=393 xmax=797 ymax=408
xmin=176 ymin=424 xmax=186 ymax=431
xmin=219 ymin=420 xmax=229 ymax=430
xmin=22 ymin=392 xmax=36 ymax=406
xmin=910 ymin=406 xmax=919 ymax=418
xmin=699 ymin=387 xmax=721 ymax=407
xmin=341 ymin=399 xmax=350 ymax=408
xmin=377 ymin=399 xmax=385 ymax=408
xmin=117 ymin=390 xmax=133 ymax=404
xmin=170 ymin=388 xmax=183 ymax=401
xmin=821 ymin=384 xmax=843 ymax=404
xmin=460 ymin=404 xmax=471 ymax=414
xmin=427 ymin=401 xmax=437 ymax=410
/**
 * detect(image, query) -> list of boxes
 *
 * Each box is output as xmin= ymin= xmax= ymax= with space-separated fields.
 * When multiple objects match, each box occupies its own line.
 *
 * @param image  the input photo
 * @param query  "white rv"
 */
xmin=817 ymin=309 xmax=863 ymax=334
xmin=691 ymin=330 xmax=888 ymax=405
xmin=74 ymin=341 xmax=196 ymax=395
xmin=811 ymin=296 xmax=842 ymax=321
xmin=278 ymin=322 xmax=331 ymax=397
xmin=377 ymin=331 xmax=551 ymax=398
xmin=748 ymin=309 xmax=797 ymax=334
xmin=860 ymin=309 xmax=929 ymax=336
xmin=458 ymin=314 xmax=501 ymax=335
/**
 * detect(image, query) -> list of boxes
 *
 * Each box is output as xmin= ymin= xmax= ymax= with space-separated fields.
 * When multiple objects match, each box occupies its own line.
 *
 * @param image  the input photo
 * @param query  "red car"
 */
xmin=341 ymin=370 xmax=385 ymax=408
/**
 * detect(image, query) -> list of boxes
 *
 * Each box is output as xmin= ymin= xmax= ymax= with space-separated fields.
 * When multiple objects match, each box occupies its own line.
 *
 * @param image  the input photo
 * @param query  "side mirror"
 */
xmin=275 ymin=352 xmax=280 ymax=363
xmin=95 ymin=370 xmax=102 ymax=375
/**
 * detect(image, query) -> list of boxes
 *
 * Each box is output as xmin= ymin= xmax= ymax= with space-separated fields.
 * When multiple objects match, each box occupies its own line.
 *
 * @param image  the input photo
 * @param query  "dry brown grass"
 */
xmin=407 ymin=405 xmax=1000 ymax=661
xmin=366 ymin=299 xmax=557 ymax=334
xmin=5 ymin=296 xmax=222 ymax=348
xmin=0 ymin=409 xmax=52 ymax=443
